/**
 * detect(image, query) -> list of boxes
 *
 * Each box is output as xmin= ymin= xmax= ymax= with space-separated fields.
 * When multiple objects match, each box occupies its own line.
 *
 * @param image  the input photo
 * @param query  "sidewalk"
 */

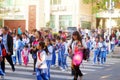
xmin=107 ymin=46 xmax=120 ymax=58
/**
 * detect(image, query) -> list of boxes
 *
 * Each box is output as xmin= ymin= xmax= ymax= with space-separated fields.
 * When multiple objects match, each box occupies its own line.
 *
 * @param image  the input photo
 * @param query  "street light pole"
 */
xmin=106 ymin=0 xmax=114 ymax=53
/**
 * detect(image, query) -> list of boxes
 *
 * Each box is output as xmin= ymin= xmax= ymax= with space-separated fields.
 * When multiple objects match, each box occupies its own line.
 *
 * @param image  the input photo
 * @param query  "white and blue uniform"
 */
xmin=46 ymin=45 xmax=53 ymax=79
xmin=56 ymin=43 xmax=62 ymax=67
xmin=15 ymin=39 xmax=24 ymax=65
xmin=92 ymin=41 xmax=100 ymax=64
xmin=36 ymin=50 xmax=48 ymax=80
xmin=51 ymin=45 xmax=56 ymax=66
xmin=62 ymin=42 xmax=68 ymax=70
xmin=99 ymin=41 xmax=107 ymax=64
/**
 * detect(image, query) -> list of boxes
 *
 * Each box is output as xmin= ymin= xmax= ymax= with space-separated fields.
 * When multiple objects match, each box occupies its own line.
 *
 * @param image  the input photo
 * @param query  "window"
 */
xmin=51 ymin=0 xmax=61 ymax=5
xmin=50 ymin=15 xmax=55 ymax=28
xmin=59 ymin=15 xmax=72 ymax=29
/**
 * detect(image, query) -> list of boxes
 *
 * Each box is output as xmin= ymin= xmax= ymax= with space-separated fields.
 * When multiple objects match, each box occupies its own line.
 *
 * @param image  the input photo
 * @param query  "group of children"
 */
xmin=0 ymin=28 xmax=117 ymax=80
xmin=8 ymin=31 xmax=69 ymax=80
xmin=85 ymin=35 xmax=108 ymax=65
xmin=34 ymin=36 xmax=69 ymax=80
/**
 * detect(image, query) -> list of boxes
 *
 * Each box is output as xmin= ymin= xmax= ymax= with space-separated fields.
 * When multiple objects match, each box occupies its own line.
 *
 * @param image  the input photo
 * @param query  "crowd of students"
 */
xmin=0 ymin=26 xmax=119 ymax=80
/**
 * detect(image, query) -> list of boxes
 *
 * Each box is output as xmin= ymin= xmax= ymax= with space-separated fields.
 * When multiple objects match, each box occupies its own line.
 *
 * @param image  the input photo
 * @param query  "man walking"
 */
xmin=1 ymin=26 xmax=15 ymax=73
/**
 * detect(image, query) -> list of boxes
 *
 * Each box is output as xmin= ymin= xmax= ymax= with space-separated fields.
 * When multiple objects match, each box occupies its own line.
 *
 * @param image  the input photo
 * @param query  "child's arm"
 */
xmin=37 ymin=51 xmax=46 ymax=68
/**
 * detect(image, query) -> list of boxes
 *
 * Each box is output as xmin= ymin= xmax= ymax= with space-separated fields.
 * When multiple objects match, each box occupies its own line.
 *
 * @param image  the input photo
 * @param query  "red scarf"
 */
xmin=38 ymin=51 xmax=42 ymax=61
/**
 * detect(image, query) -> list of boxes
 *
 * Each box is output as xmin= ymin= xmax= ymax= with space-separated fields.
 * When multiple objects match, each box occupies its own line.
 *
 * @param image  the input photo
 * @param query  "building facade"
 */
xmin=0 ymin=0 xmax=45 ymax=31
xmin=50 ymin=0 xmax=95 ymax=32
xmin=0 ymin=0 xmax=95 ymax=32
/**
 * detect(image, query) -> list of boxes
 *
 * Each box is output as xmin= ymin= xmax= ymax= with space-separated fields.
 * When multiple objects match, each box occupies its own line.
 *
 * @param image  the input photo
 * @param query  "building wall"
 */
xmin=1 ymin=0 xmax=45 ymax=31
xmin=28 ymin=5 xmax=36 ymax=31
xmin=50 ymin=0 xmax=95 ymax=31
xmin=4 ymin=20 xmax=26 ymax=32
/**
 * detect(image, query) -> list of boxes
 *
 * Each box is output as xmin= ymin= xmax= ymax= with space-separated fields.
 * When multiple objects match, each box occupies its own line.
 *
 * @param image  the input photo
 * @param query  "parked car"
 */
xmin=66 ymin=27 xmax=77 ymax=40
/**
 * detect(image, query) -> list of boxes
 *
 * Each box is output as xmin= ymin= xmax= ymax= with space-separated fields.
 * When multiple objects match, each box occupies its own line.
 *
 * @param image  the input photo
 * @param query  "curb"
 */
xmin=107 ymin=54 xmax=120 ymax=58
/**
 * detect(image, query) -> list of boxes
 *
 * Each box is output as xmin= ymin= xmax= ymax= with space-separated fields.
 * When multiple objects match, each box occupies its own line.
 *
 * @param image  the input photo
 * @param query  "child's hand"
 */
xmin=38 ymin=63 xmax=42 ymax=68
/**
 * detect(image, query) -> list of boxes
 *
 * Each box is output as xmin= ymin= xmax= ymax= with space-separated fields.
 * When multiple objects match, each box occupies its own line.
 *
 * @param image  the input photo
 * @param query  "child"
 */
xmin=99 ymin=36 xmax=107 ymax=64
xmin=15 ymin=34 xmax=25 ymax=65
xmin=61 ymin=38 xmax=68 ymax=71
xmin=92 ymin=36 xmax=100 ymax=64
xmin=21 ymin=45 xmax=30 ymax=66
xmin=85 ymin=36 xmax=91 ymax=61
xmin=56 ymin=36 xmax=62 ymax=69
xmin=45 ymin=38 xmax=53 ymax=80
xmin=36 ymin=41 xmax=48 ymax=80
xmin=51 ymin=39 xmax=56 ymax=66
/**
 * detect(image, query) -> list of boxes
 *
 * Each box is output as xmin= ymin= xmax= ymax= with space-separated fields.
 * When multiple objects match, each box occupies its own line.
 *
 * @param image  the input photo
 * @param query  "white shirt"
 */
xmin=64 ymin=42 xmax=68 ymax=55
xmin=46 ymin=45 xmax=53 ymax=60
xmin=22 ymin=38 xmax=30 ymax=44
xmin=36 ymin=50 xmax=47 ymax=69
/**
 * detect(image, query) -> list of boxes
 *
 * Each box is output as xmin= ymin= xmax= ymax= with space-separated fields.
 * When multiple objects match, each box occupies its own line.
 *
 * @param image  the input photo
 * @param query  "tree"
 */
xmin=83 ymin=0 xmax=120 ymax=13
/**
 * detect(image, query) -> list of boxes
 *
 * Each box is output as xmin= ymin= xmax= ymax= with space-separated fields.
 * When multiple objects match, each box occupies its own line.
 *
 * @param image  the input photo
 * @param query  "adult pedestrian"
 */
xmin=71 ymin=31 xmax=83 ymax=80
xmin=1 ymin=26 xmax=15 ymax=73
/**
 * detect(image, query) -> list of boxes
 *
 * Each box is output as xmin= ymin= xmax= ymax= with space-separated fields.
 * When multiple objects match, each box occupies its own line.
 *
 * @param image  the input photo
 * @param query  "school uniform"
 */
xmin=92 ymin=41 xmax=100 ymax=64
xmin=46 ymin=45 xmax=53 ymax=79
xmin=56 ymin=43 xmax=62 ymax=67
xmin=36 ymin=50 xmax=48 ymax=80
xmin=99 ymin=41 xmax=107 ymax=64
xmin=15 ymin=39 xmax=24 ymax=65
xmin=62 ymin=42 xmax=68 ymax=70
xmin=51 ymin=45 xmax=56 ymax=66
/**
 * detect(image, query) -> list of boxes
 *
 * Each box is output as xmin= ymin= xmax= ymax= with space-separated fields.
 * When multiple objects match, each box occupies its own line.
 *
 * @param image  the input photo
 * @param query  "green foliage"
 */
xmin=83 ymin=0 xmax=120 ymax=14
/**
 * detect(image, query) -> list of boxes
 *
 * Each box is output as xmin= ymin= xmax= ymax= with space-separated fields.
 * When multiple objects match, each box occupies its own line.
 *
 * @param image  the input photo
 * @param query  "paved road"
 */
xmin=1 ymin=57 xmax=120 ymax=80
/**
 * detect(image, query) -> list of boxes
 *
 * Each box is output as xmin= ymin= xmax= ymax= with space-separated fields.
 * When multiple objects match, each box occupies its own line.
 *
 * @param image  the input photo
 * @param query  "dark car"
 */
xmin=66 ymin=27 xmax=77 ymax=40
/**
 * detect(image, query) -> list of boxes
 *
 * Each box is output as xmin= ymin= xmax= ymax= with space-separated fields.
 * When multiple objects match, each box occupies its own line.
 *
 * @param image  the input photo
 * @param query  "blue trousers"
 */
xmin=58 ymin=52 xmax=62 ymax=67
xmin=36 ymin=68 xmax=48 ymax=80
xmin=51 ymin=51 xmax=56 ymax=65
xmin=46 ymin=60 xmax=51 ymax=79
xmin=62 ymin=54 xmax=68 ymax=69
xmin=12 ymin=56 xmax=16 ymax=65
xmin=17 ymin=50 xmax=22 ymax=65
xmin=111 ymin=44 xmax=115 ymax=52
xmin=93 ymin=50 xmax=100 ymax=64
xmin=100 ymin=51 xmax=107 ymax=64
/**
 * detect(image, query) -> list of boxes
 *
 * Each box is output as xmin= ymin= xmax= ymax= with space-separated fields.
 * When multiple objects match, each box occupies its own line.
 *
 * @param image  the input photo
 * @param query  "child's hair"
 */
xmin=17 ymin=34 xmax=22 ymax=41
xmin=46 ymin=38 xmax=52 ymax=45
xmin=86 ymin=36 xmax=90 ymax=40
xmin=52 ymin=38 xmax=56 ymax=42
xmin=62 ymin=37 xmax=66 ymax=42
xmin=39 ymin=41 xmax=45 ymax=49
xmin=39 ymin=41 xmax=49 ymax=55
xmin=56 ymin=36 xmax=61 ymax=40
xmin=24 ymin=45 xmax=28 ymax=48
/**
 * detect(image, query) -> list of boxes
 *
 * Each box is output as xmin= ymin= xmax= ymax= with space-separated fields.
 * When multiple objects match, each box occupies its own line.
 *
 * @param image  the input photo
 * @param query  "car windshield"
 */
xmin=67 ymin=27 xmax=77 ymax=31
